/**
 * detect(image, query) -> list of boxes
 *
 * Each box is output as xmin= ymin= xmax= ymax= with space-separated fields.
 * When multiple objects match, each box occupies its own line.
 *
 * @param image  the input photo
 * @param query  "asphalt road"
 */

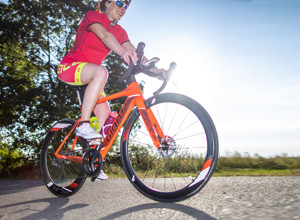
xmin=0 ymin=177 xmax=299 ymax=219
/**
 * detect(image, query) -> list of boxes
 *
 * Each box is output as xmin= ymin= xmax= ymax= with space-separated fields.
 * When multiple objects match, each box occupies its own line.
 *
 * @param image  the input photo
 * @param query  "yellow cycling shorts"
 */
xmin=57 ymin=62 xmax=105 ymax=96
xmin=57 ymin=62 xmax=87 ymax=86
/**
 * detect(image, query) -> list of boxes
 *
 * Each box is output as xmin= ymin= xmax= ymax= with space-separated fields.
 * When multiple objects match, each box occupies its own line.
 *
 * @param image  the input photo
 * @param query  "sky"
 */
xmin=119 ymin=0 xmax=300 ymax=157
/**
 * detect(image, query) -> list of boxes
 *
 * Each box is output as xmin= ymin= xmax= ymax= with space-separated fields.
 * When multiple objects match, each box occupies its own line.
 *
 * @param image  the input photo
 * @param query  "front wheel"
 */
xmin=121 ymin=93 xmax=219 ymax=202
xmin=40 ymin=119 xmax=87 ymax=197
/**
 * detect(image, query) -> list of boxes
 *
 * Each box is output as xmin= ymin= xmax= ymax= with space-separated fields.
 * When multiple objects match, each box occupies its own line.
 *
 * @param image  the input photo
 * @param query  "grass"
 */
xmin=214 ymin=169 xmax=300 ymax=177
xmin=1 ymin=168 xmax=300 ymax=180
xmin=1 ymin=154 xmax=300 ymax=180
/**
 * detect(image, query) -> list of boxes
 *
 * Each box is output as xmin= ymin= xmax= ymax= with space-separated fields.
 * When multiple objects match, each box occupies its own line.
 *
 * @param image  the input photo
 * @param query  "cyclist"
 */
xmin=58 ymin=0 xmax=136 ymax=141
xmin=57 ymin=0 xmax=164 ymax=180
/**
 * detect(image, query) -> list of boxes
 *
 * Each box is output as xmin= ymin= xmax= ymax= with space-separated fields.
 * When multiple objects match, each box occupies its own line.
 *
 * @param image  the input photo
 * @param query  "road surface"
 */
xmin=0 ymin=177 xmax=299 ymax=219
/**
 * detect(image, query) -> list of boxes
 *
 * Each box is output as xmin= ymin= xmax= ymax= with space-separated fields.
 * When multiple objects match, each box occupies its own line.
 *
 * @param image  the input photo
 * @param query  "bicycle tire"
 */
xmin=40 ymin=118 xmax=87 ymax=197
xmin=121 ymin=93 xmax=219 ymax=202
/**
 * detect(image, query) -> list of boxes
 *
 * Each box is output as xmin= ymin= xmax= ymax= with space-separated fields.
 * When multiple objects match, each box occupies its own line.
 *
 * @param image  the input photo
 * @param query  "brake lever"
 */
xmin=153 ymin=62 xmax=177 ymax=96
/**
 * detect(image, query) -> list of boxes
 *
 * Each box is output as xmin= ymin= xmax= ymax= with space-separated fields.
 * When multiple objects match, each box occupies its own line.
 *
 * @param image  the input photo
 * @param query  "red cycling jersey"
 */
xmin=61 ymin=10 xmax=130 ymax=65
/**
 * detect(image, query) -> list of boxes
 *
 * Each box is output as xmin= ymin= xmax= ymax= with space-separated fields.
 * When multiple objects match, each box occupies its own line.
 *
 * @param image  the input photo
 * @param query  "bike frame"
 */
xmin=54 ymin=81 xmax=164 ymax=163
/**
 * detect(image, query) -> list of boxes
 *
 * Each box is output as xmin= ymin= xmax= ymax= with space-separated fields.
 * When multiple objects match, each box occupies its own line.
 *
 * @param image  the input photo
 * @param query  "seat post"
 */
xmin=75 ymin=85 xmax=87 ymax=112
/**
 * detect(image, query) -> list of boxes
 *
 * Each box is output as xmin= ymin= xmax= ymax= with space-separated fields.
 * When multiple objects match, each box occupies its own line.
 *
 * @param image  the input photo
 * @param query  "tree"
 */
xmin=0 ymin=0 xmax=130 ymax=174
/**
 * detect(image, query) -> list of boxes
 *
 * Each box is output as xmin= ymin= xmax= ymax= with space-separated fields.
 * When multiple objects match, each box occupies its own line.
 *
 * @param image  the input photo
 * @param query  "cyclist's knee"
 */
xmin=93 ymin=66 xmax=108 ymax=82
xmin=81 ymin=64 xmax=109 ymax=85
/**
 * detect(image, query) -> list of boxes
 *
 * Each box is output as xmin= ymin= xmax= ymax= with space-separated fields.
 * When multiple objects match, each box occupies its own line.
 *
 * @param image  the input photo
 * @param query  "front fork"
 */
xmin=138 ymin=107 xmax=165 ymax=149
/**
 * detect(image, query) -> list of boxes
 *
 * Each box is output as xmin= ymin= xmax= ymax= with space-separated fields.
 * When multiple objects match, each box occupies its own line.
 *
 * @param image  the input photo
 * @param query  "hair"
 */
xmin=95 ymin=0 xmax=109 ymax=13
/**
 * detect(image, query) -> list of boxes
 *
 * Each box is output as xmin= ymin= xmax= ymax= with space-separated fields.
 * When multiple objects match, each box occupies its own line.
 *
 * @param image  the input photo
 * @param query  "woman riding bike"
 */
xmin=57 ymin=0 xmax=165 ymax=180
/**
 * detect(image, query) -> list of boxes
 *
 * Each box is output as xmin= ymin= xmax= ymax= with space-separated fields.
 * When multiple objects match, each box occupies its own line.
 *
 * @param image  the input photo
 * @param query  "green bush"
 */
xmin=216 ymin=153 xmax=300 ymax=171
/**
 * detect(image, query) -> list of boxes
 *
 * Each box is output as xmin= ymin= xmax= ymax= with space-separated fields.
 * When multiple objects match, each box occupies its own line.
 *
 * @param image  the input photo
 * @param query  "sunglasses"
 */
xmin=113 ymin=0 xmax=129 ymax=10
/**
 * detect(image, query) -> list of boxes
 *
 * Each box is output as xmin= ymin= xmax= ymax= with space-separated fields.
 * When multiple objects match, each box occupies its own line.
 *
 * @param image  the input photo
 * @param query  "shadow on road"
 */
xmin=0 ymin=180 xmax=44 ymax=196
xmin=0 ymin=197 xmax=88 ymax=220
xmin=0 ymin=180 xmax=216 ymax=219
xmin=1 ymin=198 xmax=215 ymax=220
xmin=99 ymin=203 xmax=217 ymax=220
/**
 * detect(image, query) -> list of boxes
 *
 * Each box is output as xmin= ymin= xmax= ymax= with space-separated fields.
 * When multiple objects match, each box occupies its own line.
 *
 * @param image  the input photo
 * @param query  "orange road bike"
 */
xmin=40 ymin=42 xmax=219 ymax=202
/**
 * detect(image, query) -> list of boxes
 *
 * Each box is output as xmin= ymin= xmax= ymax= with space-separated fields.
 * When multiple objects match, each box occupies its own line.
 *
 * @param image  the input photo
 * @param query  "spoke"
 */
xmin=163 ymin=104 xmax=167 ymax=131
xmin=173 ymin=120 xmax=201 ymax=139
xmin=169 ymin=158 xmax=190 ymax=186
xmin=152 ymin=157 xmax=161 ymax=188
xmin=174 ymin=111 xmax=189 ymax=137
xmin=140 ymin=117 xmax=147 ymax=129
xmin=141 ymin=149 xmax=159 ymax=180
xmin=180 ymin=146 xmax=207 ymax=150
xmin=163 ymin=157 xmax=177 ymax=190
xmin=129 ymin=139 xmax=155 ymax=148
xmin=64 ymin=162 xmax=81 ymax=179
xmin=175 ymin=132 xmax=205 ymax=141
xmin=173 ymin=151 xmax=198 ymax=174
xmin=167 ymin=106 xmax=178 ymax=135
xmin=163 ymin=158 xmax=168 ymax=190
xmin=141 ymin=162 xmax=151 ymax=180
xmin=136 ymin=129 xmax=151 ymax=137
xmin=155 ymin=105 xmax=163 ymax=131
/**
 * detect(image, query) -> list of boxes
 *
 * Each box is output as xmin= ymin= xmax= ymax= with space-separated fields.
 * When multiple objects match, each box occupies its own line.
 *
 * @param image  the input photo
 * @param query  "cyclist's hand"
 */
xmin=121 ymin=49 xmax=138 ymax=65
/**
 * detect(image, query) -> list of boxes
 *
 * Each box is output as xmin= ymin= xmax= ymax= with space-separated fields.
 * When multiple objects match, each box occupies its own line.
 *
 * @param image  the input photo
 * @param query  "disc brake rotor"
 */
xmin=157 ymin=136 xmax=176 ymax=158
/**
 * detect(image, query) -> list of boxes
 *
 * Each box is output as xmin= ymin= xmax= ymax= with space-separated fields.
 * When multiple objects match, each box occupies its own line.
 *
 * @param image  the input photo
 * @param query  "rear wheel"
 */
xmin=40 ymin=119 xmax=87 ymax=197
xmin=121 ymin=93 xmax=218 ymax=202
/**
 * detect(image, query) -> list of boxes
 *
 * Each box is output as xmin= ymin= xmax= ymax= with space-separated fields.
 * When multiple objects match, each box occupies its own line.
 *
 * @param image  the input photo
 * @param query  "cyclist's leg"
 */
xmin=80 ymin=63 xmax=109 ymax=122
xmin=58 ymin=62 xmax=108 ymax=139
xmin=58 ymin=62 xmax=109 ymax=124
xmin=92 ymin=93 xmax=110 ymax=181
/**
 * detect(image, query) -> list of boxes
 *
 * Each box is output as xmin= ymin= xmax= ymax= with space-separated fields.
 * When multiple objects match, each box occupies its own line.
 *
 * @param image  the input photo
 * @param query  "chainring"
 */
xmin=82 ymin=148 xmax=103 ymax=177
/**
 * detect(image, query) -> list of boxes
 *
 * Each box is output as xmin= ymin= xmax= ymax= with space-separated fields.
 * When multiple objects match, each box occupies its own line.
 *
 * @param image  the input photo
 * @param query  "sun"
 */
xmin=165 ymin=47 xmax=219 ymax=107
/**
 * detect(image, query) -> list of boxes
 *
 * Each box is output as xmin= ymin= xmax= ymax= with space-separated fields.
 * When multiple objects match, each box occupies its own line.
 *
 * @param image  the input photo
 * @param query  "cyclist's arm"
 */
xmin=89 ymin=23 xmax=137 ymax=64
xmin=122 ymin=41 xmax=135 ymax=50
